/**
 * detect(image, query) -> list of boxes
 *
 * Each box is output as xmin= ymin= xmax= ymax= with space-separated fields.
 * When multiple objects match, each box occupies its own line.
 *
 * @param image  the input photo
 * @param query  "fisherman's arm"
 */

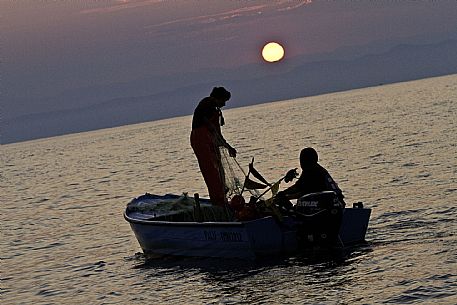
xmin=278 ymin=183 xmax=302 ymax=200
xmin=218 ymin=136 xmax=237 ymax=157
xmin=209 ymin=113 xmax=236 ymax=157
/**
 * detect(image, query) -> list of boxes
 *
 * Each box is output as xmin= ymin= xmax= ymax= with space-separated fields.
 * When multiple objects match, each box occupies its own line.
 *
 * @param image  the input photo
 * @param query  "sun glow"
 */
xmin=262 ymin=42 xmax=285 ymax=63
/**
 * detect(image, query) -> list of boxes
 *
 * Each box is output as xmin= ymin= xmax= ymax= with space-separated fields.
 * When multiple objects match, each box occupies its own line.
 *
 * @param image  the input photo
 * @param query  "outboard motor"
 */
xmin=294 ymin=191 xmax=344 ymax=247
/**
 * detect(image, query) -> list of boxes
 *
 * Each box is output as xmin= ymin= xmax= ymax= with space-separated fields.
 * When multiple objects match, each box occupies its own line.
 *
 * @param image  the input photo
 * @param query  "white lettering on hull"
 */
xmin=204 ymin=230 xmax=243 ymax=242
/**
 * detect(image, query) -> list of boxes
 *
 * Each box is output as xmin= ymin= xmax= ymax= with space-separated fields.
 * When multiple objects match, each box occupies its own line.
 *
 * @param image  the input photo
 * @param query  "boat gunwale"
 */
xmin=124 ymin=211 xmax=247 ymax=227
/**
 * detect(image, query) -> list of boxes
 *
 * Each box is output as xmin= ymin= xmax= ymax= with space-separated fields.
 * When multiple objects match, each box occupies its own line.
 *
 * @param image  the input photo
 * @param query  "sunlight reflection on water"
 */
xmin=2 ymin=75 xmax=456 ymax=304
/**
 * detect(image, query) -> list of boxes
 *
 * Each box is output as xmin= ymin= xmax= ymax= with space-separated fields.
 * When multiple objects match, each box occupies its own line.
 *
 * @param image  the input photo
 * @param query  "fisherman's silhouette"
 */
xmin=276 ymin=147 xmax=345 ymax=209
xmin=190 ymin=87 xmax=237 ymax=207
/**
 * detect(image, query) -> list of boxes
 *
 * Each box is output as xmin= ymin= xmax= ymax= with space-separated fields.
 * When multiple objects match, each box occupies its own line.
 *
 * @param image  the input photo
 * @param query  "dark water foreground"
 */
xmin=2 ymin=75 xmax=456 ymax=304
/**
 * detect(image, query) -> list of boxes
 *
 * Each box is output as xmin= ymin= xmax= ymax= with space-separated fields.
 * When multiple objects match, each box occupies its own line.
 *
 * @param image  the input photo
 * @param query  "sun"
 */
xmin=262 ymin=42 xmax=285 ymax=63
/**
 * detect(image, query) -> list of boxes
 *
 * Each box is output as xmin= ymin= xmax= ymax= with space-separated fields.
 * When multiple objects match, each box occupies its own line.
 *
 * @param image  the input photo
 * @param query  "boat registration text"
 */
xmin=203 ymin=230 xmax=243 ymax=242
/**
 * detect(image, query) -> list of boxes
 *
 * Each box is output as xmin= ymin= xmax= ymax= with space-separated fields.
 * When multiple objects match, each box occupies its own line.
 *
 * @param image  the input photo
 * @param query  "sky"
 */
xmin=2 ymin=0 xmax=457 ymax=143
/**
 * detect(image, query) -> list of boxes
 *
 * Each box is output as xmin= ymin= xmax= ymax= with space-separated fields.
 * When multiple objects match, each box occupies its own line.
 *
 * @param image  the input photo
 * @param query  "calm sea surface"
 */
xmin=2 ymin=75 xmax=456 ymax=304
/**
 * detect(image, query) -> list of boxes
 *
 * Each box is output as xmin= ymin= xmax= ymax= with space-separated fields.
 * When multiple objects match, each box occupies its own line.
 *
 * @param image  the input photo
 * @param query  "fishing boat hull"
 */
xmin=124 ymin=206 xmax=371 ymax=260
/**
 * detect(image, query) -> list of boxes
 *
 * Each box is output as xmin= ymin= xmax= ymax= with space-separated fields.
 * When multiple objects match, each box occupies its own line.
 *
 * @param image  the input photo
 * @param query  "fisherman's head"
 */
xmin=300 ymin=147 xmax=318 ymax=169
xmin=210 ymin=87 xmax=231 ymax=107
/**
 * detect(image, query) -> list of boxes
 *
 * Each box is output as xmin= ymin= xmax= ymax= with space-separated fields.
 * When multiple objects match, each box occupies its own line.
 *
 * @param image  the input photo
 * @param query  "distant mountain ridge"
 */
xmin=3 ymin=40 xmax=457 ymax=144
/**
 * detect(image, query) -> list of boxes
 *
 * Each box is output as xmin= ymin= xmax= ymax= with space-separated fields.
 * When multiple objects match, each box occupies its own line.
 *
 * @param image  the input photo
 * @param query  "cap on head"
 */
xmin=300 ymin=147 xmax=318 ymax=168
xmin=210 ymin=87 xmax=231 ymax=101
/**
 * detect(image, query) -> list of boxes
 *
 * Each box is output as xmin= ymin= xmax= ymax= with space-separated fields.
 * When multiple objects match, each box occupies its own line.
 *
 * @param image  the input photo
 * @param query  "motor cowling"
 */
xmin=294 ymin=191 xmax=344 ymax=246
xmin=295 ymin=191 xmax=344 ymax=215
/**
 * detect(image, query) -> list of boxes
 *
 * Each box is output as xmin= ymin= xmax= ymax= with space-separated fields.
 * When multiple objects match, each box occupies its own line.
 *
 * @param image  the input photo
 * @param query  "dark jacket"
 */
xmin=283 ymin=163 xmax=345 ymax=203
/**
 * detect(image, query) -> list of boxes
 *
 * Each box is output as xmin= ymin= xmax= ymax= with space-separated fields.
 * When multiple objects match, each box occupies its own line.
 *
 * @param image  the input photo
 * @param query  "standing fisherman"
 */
xmin=190 ymin=87 xmax=237 ymax=206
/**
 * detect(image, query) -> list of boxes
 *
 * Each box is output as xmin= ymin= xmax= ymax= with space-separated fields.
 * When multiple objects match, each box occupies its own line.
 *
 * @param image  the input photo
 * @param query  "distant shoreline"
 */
xmin=2 ymin=73 xmax=456 ymax=146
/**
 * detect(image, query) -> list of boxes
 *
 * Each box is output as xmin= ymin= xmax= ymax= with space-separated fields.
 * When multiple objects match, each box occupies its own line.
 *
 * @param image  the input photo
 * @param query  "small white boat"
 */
xmin=124 ymin=192 xmax=371 ymax=260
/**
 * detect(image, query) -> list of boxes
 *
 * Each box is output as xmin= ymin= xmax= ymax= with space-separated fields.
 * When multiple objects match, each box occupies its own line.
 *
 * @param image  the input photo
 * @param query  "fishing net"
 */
xmin=219 ymin=147 xmax=263 ymax=199
xmin=127 ymin=193 xmax=233 ymax=221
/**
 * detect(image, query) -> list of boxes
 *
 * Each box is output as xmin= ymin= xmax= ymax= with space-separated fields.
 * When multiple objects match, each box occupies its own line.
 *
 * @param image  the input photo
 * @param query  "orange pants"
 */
xmin=190 ymin=127 xmax=226 ymax=206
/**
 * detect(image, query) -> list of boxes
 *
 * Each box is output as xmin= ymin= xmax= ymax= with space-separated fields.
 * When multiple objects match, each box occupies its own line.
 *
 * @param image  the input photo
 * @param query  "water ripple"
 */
xmin=2 ymin=75 xmax=457 ymax=304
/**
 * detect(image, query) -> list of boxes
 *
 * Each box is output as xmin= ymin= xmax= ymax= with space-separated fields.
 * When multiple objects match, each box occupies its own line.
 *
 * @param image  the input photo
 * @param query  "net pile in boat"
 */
xmin=127 ymin=193 xmax=196 ymax=214
xmin=126 ymin=193 xmax=233 ymax=221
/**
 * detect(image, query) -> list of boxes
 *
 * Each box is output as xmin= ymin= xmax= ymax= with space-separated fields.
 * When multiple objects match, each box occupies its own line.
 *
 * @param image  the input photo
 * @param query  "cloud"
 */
xmin=144 ymin=1 xmax=312 ymax=34
xmin=81 ymin=1 xmax=311 ymax=16
xmin=145 ymin=5 xmax=266 ymax=29
xmin=79 ymin=0 xmax=165 ymax=14
xmin=277 ymin=0 xmax=312 ymax=12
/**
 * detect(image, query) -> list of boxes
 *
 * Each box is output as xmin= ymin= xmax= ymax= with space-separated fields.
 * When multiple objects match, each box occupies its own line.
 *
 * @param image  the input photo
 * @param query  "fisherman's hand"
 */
xmin=284 ymin=168 xmax=298 ymax=183
xmin=227 ymin=145 xmax=237 ymax=158
xmin=274 ymin=191 xmax=292 ymax=211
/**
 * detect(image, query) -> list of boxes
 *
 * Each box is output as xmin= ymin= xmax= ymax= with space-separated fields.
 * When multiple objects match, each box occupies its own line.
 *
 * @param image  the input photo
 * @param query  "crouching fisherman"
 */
xmin=276 ymin=147 xmax=345 ymax=208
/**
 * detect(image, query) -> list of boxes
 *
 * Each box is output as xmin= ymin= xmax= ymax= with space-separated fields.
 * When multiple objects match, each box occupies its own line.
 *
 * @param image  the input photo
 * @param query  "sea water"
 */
xmin=1 ymin=75 xmax=456 ymax=304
